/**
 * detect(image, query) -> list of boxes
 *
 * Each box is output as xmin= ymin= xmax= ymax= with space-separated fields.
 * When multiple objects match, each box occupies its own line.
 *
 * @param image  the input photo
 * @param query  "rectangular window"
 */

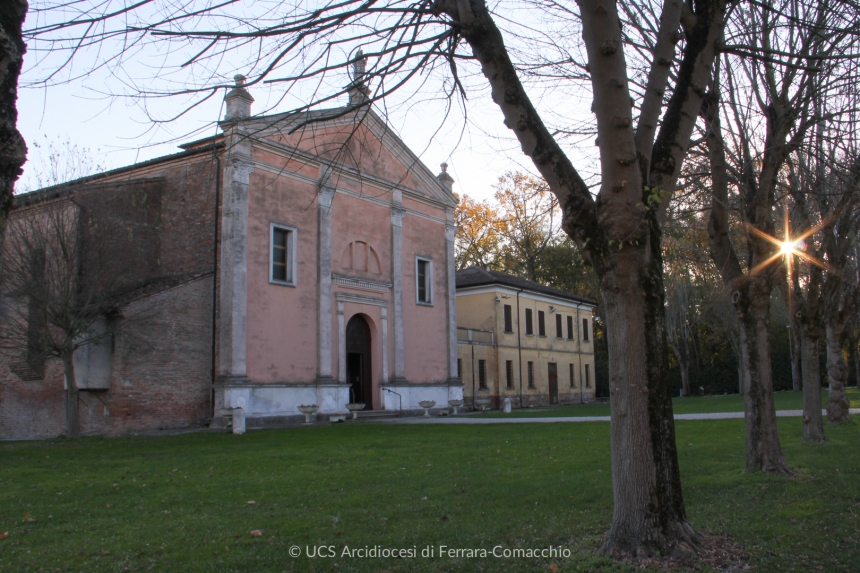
xmin=416 ymin=257 xmax=433 ymax=304
xmin=525 ymin=308 xmax=533 ymax=335
xmin=583 ymin=318 xmax=590 ymax=341
xmin=457 ymin=358 xmax=462 ymax=379
xmin=556 ymin=314 xmax=563 ymax=338
xmin=270 ymin=224 xmax=297 ymax=285
xmin=478 ymin=359 xmax=487 ymax=389
xmin=527 ymin=361 xmax=535 ymax=388
xmin=585 ymin=364 xmax=591 ymax=388
xmin=504 ymin=304 xmax=513 ymax=333
xmin=569 ymin=363 xmax=576 ymax=388
xmin=538 ymin=311 xmax=546 ymax=337
xmin=567 ymin=316 xmax=574 ymax=340
xmin=506 ymin=360 xmax=514 ymax=389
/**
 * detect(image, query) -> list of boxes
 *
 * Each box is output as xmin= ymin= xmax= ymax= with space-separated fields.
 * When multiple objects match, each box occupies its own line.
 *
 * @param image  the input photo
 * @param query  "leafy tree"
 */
xmin=492 ymin=172 xmax=558 ymax=282
xmin=454 ymin=193 xmax=505 ymax=270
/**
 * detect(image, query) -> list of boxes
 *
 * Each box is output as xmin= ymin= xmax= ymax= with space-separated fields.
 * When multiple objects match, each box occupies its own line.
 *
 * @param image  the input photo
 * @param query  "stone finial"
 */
xmin=437 ymin=162 xmax=454 ymax=193
xmin=348 ymin=49 xmax=370 ymax=107
xmin=224 ymin=74 xmax=254 ymax=121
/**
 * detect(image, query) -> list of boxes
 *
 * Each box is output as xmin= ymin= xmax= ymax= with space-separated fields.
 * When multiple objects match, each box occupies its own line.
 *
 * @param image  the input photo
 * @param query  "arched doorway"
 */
xmin=346 ymin=314 xmax=373 ymax=409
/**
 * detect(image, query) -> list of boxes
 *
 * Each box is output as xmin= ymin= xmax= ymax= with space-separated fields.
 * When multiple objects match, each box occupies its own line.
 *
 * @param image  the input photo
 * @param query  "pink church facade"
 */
xmin=212 ymin=77 xmax=463 ymax=424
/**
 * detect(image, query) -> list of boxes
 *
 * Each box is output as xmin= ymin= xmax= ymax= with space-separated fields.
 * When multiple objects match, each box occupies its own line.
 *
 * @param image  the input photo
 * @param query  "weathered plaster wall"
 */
xmin=401 ymin=208 xmax=449 ymax=383
xmin=245 ymin=167 xmax=319 ymax=383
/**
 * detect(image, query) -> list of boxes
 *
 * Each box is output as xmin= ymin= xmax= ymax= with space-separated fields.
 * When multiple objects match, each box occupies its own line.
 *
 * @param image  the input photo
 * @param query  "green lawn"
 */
xmin=2 ymin=415 xmax=859 ymax=572
xmin=479 ymin=387 xmax=860 ymax=418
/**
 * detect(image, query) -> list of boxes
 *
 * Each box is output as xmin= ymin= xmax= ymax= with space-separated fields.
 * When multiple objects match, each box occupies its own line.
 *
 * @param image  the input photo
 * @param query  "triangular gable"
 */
xmin=239 ymin=108 xmax=458 ymax=208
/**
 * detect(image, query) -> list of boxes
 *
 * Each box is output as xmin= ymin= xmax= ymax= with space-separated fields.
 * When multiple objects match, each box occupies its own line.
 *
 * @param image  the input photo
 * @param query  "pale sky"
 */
xmin=17 ymin=3 xmax=599 ymax=203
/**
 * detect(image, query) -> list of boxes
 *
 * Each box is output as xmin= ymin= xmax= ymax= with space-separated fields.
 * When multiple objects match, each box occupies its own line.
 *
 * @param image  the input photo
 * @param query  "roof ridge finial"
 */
xmin=223 ymin=72 xmax=254 ymax=122
xmin=348 ymin=49 xmax=370 ymax=107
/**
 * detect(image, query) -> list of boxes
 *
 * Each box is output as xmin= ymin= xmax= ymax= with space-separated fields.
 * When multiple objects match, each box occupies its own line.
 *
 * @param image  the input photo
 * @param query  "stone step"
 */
xmin=354 ymin=410 xmax=402 ymax=418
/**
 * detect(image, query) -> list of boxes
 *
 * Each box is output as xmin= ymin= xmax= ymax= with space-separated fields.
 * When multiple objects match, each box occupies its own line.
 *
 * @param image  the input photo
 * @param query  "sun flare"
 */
xmin=780 ymin=240 xmax=797 ymax=255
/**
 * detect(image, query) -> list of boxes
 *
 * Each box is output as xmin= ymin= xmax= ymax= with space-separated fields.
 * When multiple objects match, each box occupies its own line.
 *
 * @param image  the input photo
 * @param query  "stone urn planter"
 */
xmin=475 ymin=397 xmax=491 ymax=412
xmin=448 ymin=399 xmax=464 ymax=416
xmin=345 ymin=403 xmax=366 ymax=420
xmin=297 ymin=404 xmax=319 ymax=424
xmin=418 ymin=400 xmax=436 ymax=417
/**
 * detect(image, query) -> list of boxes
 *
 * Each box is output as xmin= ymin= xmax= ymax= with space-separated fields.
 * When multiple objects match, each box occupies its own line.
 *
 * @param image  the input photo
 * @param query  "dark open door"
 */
xmin=548 ymin=362 xmax=558 ymax=405
xmin=346 ymin=314 xmax=373 ymax=409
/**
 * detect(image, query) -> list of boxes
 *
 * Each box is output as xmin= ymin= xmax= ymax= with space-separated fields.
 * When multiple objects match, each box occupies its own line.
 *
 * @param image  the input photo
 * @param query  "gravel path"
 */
xmin=374 ymin=408 xmax=860 ymax=424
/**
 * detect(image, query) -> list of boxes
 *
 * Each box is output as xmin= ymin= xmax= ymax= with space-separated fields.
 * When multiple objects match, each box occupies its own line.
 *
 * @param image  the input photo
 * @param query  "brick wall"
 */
xmin=0 ymin=276 xmax=214 ymax=439
xmin=0 ymin=152 xmax=221 ymax=440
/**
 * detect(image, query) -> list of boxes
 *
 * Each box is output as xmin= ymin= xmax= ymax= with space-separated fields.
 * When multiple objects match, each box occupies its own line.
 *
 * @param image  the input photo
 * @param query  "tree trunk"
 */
xmin=801 ymin=334 xmax=826 ymax=441
xmin=826 ymin=323 xmax=851 ymax=423
xmin=0 ymin=0 xmax=29 ymax=249
xmin=854 ymin=337 xmax=860 ymax=388
xmin=791 ymin=324 xmax=802 ymax=392
xmin=600 ymin=246 xmax=697 ymax=557
xmin=737 ymin=286 xmax=794 ymax=474
xmin=669 ymin=340 xmax=691 ymax=397
xmin=62 ymin=352 xmax=80 ymax=437
xmin=679 ymin=358 xmax=691 ymax=398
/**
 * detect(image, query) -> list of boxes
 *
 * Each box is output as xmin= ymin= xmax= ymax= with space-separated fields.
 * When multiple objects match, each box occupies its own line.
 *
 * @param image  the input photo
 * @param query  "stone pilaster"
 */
xmin=318 ymin=185 xmax=336 ymax=381
xmin=218 ymin=159 xmax=254 ymax=380
xmin=445 ymin=222 xmax=460 ymax=382
xmin=390 ymin=204 xmax=406 ymax=381
xmin=337 ymin=300 xmax=346 ymax=384
xmin=381 ymin=306 xmax=390 ymax=383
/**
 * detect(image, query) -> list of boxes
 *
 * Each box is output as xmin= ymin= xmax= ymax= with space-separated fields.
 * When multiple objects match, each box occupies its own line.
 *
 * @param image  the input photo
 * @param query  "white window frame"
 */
xmin=415 ymin=256 xmax=433 ymax=305
xmin=269 ymin=222 xmax=297 ymax=287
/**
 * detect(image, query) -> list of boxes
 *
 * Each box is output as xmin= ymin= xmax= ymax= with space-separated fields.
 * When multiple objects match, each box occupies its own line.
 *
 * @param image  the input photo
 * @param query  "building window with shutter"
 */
xmin=416 ymin=257 xmax=433 ymax=304
xmin=527 ymin=361 xmax=535 ymax=388
xmin=478 ymin=359 xmax=487 ymax=389
xmin=538 ymin=311 xmax=546 ymax=337
xmin=585 ymin=364 xmax=591 ymax=388
xmin=525 ymin=308 xmax=533 ymax=335
xmin=583 ymin=318 xmax=590 ymax=341
xmin=567 ymin=316 xmax=574 ymax=340
xmin=457 ymin=358 xmax=462 ymax=379
xmin=504 ymin=304 xmax=513 ymax=333
xmin=506 ymin=360 xmax=514 ymax=389
xmin=556 ymin=314 xmax=563 ymax=338
xmin=570 ymin=363 xmax=576 ymax=388
xmin=270 ymin=223 xmax=297 ymax=286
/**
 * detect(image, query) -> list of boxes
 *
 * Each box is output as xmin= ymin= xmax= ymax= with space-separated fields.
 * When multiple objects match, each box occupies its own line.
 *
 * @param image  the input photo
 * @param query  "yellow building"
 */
xmin=455 ymin=267 xmax=597 ymax=410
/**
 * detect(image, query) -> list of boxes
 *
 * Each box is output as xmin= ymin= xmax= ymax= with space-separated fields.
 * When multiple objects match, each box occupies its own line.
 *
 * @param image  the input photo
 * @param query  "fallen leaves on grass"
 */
xmin=250 ymin=530 xmax=263 ymax=537
xmin=0 ymin=532 xmax=8 ymax=539
xmin=601 ymin=530 xmax=750 ymax=572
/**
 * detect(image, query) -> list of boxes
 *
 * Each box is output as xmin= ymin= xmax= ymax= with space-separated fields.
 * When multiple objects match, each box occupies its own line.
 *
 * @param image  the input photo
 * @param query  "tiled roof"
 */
xmin=455 ymin=267 xmax=596 ymax=305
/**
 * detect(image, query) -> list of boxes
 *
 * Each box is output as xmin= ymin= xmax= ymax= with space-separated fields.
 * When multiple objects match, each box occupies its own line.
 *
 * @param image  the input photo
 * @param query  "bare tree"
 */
xmin=1 ymin=185 xmax=160 ymax=436
xmin=665 ymin=267 xmax=706 ymax=397
xmin=821 ymin=163 xmax=860 ymax=423
xmin=787 ymin=181 xmax=827 ymax=443
xmin=702 ymin=0 xmax=860 ymax=473
xmin=24 ymin=0 xmax=735 ymax=556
